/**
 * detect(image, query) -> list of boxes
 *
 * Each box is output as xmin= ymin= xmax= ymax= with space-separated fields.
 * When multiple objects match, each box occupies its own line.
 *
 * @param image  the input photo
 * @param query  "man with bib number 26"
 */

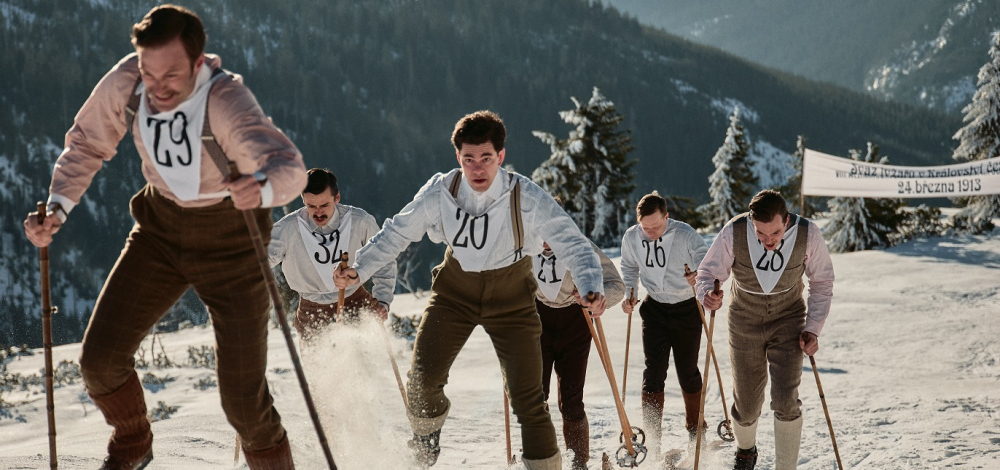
xmin=696 ymin=190 xmax=835 ymax=470
xmin=619 ymin=191 xmax=709 ymax=461
xmin=22 ymin=5 xmax=306 ymax=469
xmin=268 ymin=168 xmax=396 ymax=340
xmin=334 ymin=111 xmax=607 ymax=470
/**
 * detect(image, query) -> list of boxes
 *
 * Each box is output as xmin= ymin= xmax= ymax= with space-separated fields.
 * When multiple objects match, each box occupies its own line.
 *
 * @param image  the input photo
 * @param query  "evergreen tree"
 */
xmin=823 ymin=143 xmax=907 ymax=252
xmin=700 ymin=107 xmax=756 ymax=228
xmin=777 ymin=135 xmax=818 ymax=217
xmin=532 ymin=87 xmax=637 ymax=247
xmin=951 ymin=31 xmax=1000 ymax=234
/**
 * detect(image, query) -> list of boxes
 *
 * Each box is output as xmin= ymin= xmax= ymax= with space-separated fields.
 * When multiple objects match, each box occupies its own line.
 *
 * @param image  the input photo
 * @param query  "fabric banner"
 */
xmin=801 ymin=148 xmax=1000 ymax=198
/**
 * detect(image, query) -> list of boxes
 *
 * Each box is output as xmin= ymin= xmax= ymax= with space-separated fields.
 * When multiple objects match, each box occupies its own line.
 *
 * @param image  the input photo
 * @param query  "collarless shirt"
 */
xmin=620 ymin=220 xmax=708 ymax=304
xmin=353 ymin=167 xmax=604 ymax=296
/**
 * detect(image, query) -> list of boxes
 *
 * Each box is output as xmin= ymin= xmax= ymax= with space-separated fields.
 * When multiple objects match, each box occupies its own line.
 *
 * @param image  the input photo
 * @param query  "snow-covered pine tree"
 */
xmin=950 ymin=31 xmax=1000 ymax=234
xmin=823 ymin=143 xmax=907 ymax=252
xmin=700 ymin=107 xmax=756 ymax=228
xmin=777 ymin=135 xmax=818 ymax=217
xmin=532 ymin=87 xmax=637 ymax=247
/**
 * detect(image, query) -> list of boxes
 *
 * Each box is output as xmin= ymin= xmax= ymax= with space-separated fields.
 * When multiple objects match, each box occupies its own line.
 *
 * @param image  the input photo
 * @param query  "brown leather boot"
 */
xmin=243 ymin=434 xmax=295 ymax=470
xmin=563 ymin=416 xmax=590 ymax=469
xmin=89 ymin=371 xmax=153 ymax=466
xmin=641 ymin=391 xmax=664 ymax=457
xmin=682 ymin=389 xmax=708 ymax=434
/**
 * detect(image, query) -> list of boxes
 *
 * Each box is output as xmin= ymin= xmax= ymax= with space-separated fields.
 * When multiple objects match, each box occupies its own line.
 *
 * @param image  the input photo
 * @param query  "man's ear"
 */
xmin=498 ymin=148 xmax=506 ymax=166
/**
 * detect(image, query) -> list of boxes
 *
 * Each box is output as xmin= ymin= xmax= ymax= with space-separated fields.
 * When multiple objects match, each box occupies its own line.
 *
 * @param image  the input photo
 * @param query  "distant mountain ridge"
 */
xmin=0 ymin=0 xmax=959 ymax=348
xmin=603 ymin=0 xmax=1000 ymax=114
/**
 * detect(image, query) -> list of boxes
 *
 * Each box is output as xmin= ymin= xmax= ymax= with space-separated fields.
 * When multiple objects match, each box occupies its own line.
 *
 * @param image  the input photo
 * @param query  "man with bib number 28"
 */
xmin=696 ymin=190 xmax=834 ymax=470
xmin=334 ymin=111 xmax=607 ymax=470
xmin=268 ymin=168 xmax=396 ymax=340
xmin=22 ymin=5 xmax=306 ymax=469
xmin=619 ymin=191 xmax=709 ymax=461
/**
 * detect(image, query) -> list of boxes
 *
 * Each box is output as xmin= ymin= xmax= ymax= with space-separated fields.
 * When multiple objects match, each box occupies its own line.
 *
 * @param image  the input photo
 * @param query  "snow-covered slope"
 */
xmin=1 ymin=233 xmax=998 ymax=469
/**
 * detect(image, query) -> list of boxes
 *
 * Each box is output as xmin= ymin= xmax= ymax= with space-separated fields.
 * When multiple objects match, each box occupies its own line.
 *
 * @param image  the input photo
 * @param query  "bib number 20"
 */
xmin=452 ymin=208 xmax=489 ymax=250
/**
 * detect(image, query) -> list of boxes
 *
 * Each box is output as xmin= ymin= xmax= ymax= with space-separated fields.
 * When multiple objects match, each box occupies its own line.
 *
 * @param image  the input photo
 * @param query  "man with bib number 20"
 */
xmin=333 ymin=111 xmax=607 ymax=470
xmin=696 ymin=190 xmax=835 ymax=470
xmin=268 ymin=168 xmax=396 ymax=340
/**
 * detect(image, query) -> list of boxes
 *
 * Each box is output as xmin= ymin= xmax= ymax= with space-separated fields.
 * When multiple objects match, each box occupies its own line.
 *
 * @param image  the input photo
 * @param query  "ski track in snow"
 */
xmin=1 ymin=234 xmax=998 ymax=469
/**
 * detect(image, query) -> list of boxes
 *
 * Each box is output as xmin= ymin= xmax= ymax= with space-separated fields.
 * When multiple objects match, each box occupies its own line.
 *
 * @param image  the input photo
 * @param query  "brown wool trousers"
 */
xmin=80 ymin=185 xmax=287 ymax=456
xmin=406 ymin=252 xmax=559 ymax=461
xmin=295 ymin=287 xmax=380 ymax=339
xmin=727 ymin=304 xmax=806 ymax=426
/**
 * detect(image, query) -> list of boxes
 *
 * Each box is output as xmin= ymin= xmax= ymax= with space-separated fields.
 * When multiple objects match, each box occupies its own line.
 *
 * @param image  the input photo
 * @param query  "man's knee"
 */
xmin=770 ymin=396 xmax=802 ymax=421
xmin=79 ymin=344 xmax=131 ymax=396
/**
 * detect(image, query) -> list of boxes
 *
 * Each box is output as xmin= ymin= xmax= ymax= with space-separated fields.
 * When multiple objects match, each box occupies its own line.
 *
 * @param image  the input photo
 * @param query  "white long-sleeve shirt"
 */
xmin=620 ymin=219 xmax=708 ymax=304
xmin=269 ymin=204 xmax=396 ymax=306
xmin=695 ymin=217 xmax=835 ymax=335
xmin=353 ymin=168 xmax=603 ymax=296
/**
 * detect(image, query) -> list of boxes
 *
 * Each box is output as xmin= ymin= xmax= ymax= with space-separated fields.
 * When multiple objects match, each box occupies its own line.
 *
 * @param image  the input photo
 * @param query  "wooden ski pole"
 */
xmin=810 ymin=355 xmax=844 ymax=470
xmin=380 ymin=323 xmax=409 ymax=410
xmin=693 ymin=280 xmax=721 ymax=470
xmin=621 ymin=287 xmax=635 ymax=404
xmin=235 ymin=176 xmax=337 ymax=469
xmin=582 ymin=293 xmax=638 ymax=461
xmin=338 ymin=252 xmax=349 ymax=315
xmin=685 ymin=265 xmax=733 ymax=441
xmin=504 ymin=390 xmax=515 ymax=467
xmin=36 ymin=202 xmax=58 ymax=469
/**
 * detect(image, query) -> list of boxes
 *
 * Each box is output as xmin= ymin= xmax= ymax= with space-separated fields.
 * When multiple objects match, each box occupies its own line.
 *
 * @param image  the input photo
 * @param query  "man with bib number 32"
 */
xmin=696 ymin=190 xmax=835 ymax=470
xmin=334 ymin=111 xmax=607 ymax=470
xmin=268 ymin=168 xmax=396 ymax=340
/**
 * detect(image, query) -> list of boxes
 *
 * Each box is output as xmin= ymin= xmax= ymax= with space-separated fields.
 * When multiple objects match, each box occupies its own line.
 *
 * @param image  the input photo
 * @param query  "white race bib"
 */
xmin=533 ymin=252 xmax=568 ymax=302
xmin=138 ymin=68 xmax=222 ymax=201
xmin=746 ymin=215 xmax=800 ymax=294
xmin=439 ymin=188 xmax=511 ymax=272
xmin=628 ymin=226 xmax=675 ymax=290
xmin=296 ymin=211 xmax=353 ymax=291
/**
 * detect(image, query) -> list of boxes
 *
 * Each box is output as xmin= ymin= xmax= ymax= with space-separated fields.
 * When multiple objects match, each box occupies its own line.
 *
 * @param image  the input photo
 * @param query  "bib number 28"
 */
xmin=755 ymin=239 xmax=785 ymax=272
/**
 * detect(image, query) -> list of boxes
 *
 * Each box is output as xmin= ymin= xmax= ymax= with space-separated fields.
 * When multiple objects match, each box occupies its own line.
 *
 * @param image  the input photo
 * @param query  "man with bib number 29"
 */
xmin=334 ymin=111 xmax=607 ymax=470
xmin=268 ymin=168 xmax=396 ymax=340
xmin=696 ymin=190 xmax=835 ymax=470
xmin=22 ymin=5 xmax=306 ymax=469
xmin=619 ymin=191 xmax=709 ymax=461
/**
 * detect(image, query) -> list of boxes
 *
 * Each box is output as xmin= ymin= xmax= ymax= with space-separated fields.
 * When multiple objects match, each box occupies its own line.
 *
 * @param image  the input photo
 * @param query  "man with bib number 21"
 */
xmin=334 ymin=111 xmax=607 ymax=470
xmin=696 ymin=190 xmax=835 ymax=470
